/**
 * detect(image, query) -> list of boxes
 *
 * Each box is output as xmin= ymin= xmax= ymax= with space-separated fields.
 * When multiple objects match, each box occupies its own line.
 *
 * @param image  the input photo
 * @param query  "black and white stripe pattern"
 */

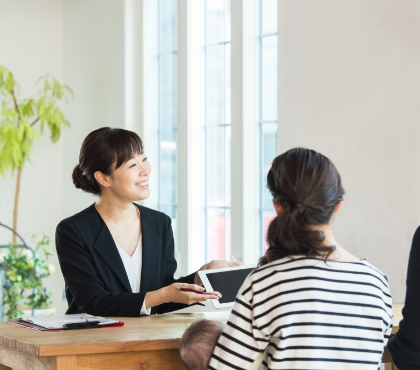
xmin=209 ymin=257 xmax=393 ymax=370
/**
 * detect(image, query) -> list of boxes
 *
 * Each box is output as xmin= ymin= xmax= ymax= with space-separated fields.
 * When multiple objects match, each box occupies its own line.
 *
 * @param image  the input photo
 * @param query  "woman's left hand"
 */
xmin=194 ymin=260 xmax=244 ymax=286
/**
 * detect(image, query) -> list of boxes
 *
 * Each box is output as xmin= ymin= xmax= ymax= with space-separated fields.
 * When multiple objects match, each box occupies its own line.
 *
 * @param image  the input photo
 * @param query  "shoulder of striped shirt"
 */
xmin=252 ymin=256 xmax=389 ymax=282
xmin=248 ymin=256 xmax=392 ymax=301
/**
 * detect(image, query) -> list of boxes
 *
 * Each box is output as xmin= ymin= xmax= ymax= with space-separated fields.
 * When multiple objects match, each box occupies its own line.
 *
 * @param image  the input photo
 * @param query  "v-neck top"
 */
xmin=115 ymin=237 xmax=150 ymax=315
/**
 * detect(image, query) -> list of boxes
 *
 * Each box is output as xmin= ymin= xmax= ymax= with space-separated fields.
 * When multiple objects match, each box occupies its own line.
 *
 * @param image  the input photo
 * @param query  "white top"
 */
xmin=209 ymin=256 xmax=393 ymax=370
xmin=248 ymin=352 xmax=264 ymax=370
xmin=115 ymin=237 xmax=151 ymax=316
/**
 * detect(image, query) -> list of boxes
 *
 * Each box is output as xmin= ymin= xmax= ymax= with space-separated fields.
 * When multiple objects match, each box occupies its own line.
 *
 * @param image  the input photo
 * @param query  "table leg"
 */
xmin=1 ymin=347 xmax=54 ymax=370
xmin=384 ymin=363 xmax=400 ymax=370
xmin=56 ymin=355 xmax=77 ymax=370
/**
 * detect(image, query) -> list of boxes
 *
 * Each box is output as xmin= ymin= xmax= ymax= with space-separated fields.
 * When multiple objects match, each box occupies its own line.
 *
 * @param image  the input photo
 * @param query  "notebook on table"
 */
xmin=8 ymin=313 xmax=124 ymax=331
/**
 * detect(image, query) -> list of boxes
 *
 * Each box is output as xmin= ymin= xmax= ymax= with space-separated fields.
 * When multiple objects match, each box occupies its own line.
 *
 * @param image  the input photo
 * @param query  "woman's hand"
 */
xmin=163 ymin=283 xmax=221 ymax=305
xmin=145 ymin=283 xmax=221 ymax=308
xmin=194 ymin=260 xmax=245 ymax=286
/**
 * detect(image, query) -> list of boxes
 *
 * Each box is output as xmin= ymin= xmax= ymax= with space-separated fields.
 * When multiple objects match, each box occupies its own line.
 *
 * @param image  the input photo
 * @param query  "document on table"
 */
xmin=8 ymin=313 xmax=124 ymax=331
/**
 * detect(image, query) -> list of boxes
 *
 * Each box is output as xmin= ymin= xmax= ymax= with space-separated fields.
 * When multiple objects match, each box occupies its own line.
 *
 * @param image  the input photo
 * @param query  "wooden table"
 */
xmin=0 ymin=312 xmax=229 ymax=370
xmin=0 ymin=305 xmax=403 ymax=370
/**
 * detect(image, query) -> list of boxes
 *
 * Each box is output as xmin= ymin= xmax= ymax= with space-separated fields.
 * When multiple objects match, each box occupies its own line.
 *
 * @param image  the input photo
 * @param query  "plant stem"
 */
xmin=10 ymin=89 xmax=21 ymax=120
xmin=30 ymin=117 xmax=40 ymax=126
xmin=12 ymin=167 xmax=23 ymax=243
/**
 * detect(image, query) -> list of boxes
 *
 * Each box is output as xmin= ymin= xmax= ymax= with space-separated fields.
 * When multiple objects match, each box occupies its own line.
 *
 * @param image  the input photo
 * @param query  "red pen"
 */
xmin=177 ymin=287 xmax=222 ymax=297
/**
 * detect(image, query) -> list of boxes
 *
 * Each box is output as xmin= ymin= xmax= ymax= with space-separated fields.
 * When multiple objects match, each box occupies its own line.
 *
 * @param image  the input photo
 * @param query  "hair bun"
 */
xmin=72 ymin=164 xmax=98 ymax=194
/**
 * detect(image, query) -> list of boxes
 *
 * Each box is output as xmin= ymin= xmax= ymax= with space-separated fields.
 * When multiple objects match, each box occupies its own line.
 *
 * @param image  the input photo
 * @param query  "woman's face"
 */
xmin=107 ymin=152 xmax=151 ymax=201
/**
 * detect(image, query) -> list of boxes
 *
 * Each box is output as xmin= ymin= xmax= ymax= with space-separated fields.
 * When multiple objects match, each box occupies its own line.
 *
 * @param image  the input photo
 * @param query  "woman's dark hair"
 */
xmin=259 ymin=148 xmax=345 ymax=266
xmin=72 ymin=127 xmax=144 ymax=195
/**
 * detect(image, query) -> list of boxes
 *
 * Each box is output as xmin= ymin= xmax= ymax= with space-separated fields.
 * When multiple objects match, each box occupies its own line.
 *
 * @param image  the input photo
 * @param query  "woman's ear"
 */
xmin=273 ymin=202 xmax=284 ymax=215
xmin=94 ymin=171 xmax=112 ymax=188
xmin=333 ymin=200 xmax=343 ymax=214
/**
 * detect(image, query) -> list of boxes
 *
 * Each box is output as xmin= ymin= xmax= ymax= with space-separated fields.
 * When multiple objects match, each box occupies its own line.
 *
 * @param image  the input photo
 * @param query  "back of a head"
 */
xmin=179 ymin=320 xmax=225 ymax=370
xmin=260 ymin=148 xmax=345 ymax=266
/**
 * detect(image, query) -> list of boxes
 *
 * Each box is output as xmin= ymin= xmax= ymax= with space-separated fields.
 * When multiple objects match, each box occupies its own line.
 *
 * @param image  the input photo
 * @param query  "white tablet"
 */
xmin=198 ymin=264 xmax=257 ymax=308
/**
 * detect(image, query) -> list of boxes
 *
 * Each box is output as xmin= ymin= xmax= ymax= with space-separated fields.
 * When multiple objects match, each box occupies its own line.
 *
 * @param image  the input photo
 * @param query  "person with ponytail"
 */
xmin=209 ymin=148 xmax=393 ymax=370
xmin=56 ymin=127 xmax=241 ymax=317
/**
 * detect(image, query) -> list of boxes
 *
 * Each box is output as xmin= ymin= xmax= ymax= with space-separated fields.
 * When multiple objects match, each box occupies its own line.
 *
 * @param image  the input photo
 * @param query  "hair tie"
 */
xmin=292 ymin=201 xmax=306 ymax=216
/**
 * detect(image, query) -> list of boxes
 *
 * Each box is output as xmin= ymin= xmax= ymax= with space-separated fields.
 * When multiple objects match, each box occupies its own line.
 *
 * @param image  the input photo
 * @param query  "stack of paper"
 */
xmin=8 ymin=313 xmax=124 ymax=331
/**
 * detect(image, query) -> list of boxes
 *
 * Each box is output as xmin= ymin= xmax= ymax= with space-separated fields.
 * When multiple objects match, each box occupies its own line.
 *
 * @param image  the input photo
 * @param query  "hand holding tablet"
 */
xmin=194 ymin=260 xmax=245 ymax=285
xmin=198 ymin=264 xmax=257 ymax=308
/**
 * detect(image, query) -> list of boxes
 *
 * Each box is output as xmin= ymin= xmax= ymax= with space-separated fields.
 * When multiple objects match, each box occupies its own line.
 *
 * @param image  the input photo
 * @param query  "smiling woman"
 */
xmin=55 ymin=127 xmax=241 ymax=316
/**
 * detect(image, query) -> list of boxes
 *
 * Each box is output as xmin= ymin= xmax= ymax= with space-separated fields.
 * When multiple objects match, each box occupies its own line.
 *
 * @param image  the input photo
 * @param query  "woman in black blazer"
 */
xmin=56 ymin=127 xmax=241 ymax=316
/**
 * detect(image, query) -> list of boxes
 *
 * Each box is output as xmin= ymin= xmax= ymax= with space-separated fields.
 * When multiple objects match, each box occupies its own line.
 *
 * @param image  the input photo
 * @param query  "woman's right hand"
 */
xmin=161 ymin=283 xmax=221 ymax=306
xmin=144 ymin=283 xmax=221 ymax=309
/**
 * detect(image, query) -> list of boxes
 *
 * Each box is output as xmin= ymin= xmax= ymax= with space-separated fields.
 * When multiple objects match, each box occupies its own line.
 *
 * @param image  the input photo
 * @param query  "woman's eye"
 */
xmin=143 ymin=157 xmax=148 ymax=162
xmin=129 ymin=163 xmax=136 ymax=168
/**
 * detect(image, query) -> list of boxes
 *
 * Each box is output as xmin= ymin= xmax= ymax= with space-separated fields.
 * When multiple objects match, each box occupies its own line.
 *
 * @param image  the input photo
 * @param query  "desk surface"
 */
xmin=0 ymin=304 xmax=404 ymax=357
xmin=392 ymin=302 xmax=403 ymax=334
xmin=0 ymin=312 xmax=230 ymax=357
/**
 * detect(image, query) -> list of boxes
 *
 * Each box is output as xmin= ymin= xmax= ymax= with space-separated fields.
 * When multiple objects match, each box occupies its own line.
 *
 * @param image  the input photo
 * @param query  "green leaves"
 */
xmin=0 ymin=66 xmax=15 ymax=91
xmin=0 ymin=121 xmax=38 ymax=174
xmin=0 ymin=66 xmax=70 ymax=318
xmin=0 ymin=66 xmax=72 ymax=175
xmin=37 ymin=74 xmax=73 ymax=142
xmin=2 ymin=235 xmax=53 ymax=320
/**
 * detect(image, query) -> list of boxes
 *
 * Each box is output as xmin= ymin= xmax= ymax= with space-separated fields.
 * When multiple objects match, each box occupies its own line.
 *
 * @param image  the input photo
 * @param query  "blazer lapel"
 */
xmin=139 ymin=207 xmax=159 ymax=292
xmin=93 ymin=222 xmax=132 ymax=293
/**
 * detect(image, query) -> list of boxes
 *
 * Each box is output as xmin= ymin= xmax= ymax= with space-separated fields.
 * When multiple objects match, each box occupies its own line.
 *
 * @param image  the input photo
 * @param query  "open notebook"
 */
xmin=8 ymin=313 xmax=124 ymax=331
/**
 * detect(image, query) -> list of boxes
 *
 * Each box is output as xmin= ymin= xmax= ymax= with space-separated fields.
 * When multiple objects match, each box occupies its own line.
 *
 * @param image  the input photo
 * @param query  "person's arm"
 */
xmin=208 ymin=277 xmax=267 ymax=370
xmin=57 ymin=218 xmax=215 ymax=316
xmin=146 ymin=215 xmax=220 ymax=313
xmin=389 ymin=226 xmax=420 ymax=369
xmin=150 ymin=216 xmax=242 ymax=313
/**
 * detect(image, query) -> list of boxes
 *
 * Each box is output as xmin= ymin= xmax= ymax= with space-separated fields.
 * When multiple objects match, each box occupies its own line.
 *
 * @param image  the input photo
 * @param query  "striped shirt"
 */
xmin=209 ymin=257 xmax=393 ymax=370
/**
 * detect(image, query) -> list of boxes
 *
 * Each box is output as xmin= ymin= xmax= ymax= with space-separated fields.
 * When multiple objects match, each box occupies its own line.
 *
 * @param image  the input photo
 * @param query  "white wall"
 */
xmin=62 ymin=0 xmax=126 ymax=218
xmin=0 ymin=0 xmax=126 ymax=316
xmin=0 ymin=0 xmax=67 ymax=315
xmin=278 ymin=0 xmax=420 ymax=302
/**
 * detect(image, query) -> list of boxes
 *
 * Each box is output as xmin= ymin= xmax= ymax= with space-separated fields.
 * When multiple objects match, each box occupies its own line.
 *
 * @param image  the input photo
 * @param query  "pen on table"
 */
xmin=177 ymin=287 xmax=222 ymax=297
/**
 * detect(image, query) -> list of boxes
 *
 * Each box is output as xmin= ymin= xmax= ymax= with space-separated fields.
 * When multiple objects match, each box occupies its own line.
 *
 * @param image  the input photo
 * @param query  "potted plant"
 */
xmin=0 ymin=66 xmax=72 ymax=319
xmin=0 ymin=223 xmax=54 ymax=320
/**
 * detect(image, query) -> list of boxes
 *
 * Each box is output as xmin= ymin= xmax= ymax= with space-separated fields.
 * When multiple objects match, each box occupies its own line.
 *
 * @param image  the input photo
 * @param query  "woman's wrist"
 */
xmin=144 ymin=286 xmax=168 ymax=309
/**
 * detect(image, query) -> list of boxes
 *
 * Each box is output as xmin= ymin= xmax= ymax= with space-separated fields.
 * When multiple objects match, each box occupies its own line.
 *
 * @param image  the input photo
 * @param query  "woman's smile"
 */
xmin=136 ymin=180 xmax=149 ymax=189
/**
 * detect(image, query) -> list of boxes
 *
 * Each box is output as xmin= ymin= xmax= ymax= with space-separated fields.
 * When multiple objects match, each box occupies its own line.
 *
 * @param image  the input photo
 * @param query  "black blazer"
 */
xmin=389 ymin=226 xmax=420 ymax=369
xmin=55 ymin=203 xmax=195 ymax=316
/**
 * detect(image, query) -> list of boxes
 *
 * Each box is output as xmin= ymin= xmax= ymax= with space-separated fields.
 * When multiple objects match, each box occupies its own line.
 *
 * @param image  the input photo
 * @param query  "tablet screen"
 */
xmin=205 ymin=268 xmax=255 ymax=304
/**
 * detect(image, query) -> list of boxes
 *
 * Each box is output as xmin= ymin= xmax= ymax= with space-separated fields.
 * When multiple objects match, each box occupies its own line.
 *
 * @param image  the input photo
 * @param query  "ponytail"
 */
xmin=259 ymin=148 xmax=344 ymax=267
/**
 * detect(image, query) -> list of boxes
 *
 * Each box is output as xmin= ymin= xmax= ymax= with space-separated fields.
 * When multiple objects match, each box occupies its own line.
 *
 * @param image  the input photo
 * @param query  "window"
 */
xmin=259 ymin=0 xmax=278 ymax=254
xmin=157 ymin=0 xmax=178 ymax=247
xmin=140 ymin=0 xmax=279 ymax=274
xmin=204 ymin=0 xmax=232 ymax=261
